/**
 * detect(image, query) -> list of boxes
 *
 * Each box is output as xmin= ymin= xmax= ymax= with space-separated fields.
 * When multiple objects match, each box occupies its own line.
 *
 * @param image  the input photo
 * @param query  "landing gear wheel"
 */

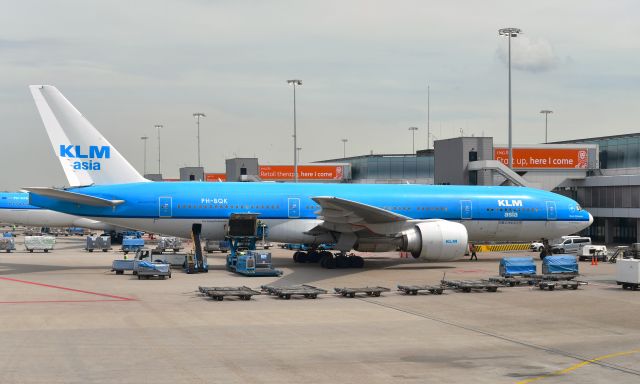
xmin=307 ymin=250 xmax=321 ymax=263
xmin=335 ymin=255 xmax=350 ymax=268
xmin=348 ymin=256 xmax=364 ymax=268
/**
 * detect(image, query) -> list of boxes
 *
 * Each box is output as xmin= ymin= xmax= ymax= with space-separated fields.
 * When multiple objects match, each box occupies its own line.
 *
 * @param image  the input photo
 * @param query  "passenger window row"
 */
xmin=176 ymin=204 xmax=280 ymax=210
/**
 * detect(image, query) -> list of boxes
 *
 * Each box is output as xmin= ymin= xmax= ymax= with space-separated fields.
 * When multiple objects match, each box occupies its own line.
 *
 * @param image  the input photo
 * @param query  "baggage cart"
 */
xmin=85 ymin=235 xmax=111 ymax=252
xmin=0 ymin=237 xmax=16 ymax=253
xmin=153 ymin=236 xmax=183 ymax=253
xmin=121 ymin=237 xmax=144 ymax=254
xmin=204 ymin=240 xmax=230 ymax=253
xmin=537 ymin=280 xmax=582 ymax=291
xmin=198 ymin=286 xmax=261 ymax=301
xmin=542 ymin=256 xmax=579 ymax=275
xmin=260 ymin=284 xmax=327 ymax=299
xmin=499 ymin=257 xmax=536 ymax=277
xmin=441 ymin=279 xmax=500 ymax=293
xmin=334 ymin=286 xmax=390 ymax=298
xmin=397 ymin=284 xmax=444 ymax=295
xmin=24 ymin=235 xmax=55 ymax=253
xmin=135 ymin=260 xmax=171 ymax=280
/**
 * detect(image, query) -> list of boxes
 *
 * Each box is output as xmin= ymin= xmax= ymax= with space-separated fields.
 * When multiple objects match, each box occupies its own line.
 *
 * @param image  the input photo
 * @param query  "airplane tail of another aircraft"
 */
xmin=29 ymin=85 xmax=149 ymax=186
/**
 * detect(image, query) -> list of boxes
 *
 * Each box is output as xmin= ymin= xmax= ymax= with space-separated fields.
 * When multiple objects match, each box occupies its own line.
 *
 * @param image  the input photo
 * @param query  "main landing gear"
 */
xmin=293 ymin=250 xmax=364 ymax=269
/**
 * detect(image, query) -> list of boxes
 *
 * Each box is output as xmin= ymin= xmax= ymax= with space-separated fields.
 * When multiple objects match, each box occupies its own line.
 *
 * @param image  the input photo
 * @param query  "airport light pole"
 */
xmin=408 ymin=127 xmax=418 ymax=154
xmin=287 ymin=79 xmax=302 ymax=182
xmin=140 ymin=136 xmax=148 ymax=175
xmin=540 ymin=110 xmax=553 ymax=143
xmin=155 ymin=124 xmax=163 ymax=175
xmin=499 ymin=27 xmax=522 ymax=169
xmin=193 ymin=113 xmax=206 ymax=167
xmin=341 ymin=138 xmax=348 ymax=158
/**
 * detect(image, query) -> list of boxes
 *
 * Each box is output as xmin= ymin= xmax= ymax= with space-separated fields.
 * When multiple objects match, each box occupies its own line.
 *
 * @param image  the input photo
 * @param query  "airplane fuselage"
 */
xmin=28 ymin=182 xmax=592 ymax=243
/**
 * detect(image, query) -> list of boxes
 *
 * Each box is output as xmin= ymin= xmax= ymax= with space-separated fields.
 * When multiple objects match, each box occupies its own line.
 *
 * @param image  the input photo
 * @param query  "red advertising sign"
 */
xmin=259 ymin=165 xmax=344 ymax=180
xmin=494 ymin=148 xmax=589 ymax=169
xmin=204 ymin=173 xmax=227 ymax=182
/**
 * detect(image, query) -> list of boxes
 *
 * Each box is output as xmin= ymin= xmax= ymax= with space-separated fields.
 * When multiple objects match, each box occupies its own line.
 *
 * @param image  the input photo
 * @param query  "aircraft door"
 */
xmin=159 ymin=197 xmax=172 ymax=218
xmin=546 ymin=201 xmax=557 ymax=221
xmin=288 ymin=198 xmax=300 ymax=218
xmin=460 ymin=200 xmax=472 ymax=220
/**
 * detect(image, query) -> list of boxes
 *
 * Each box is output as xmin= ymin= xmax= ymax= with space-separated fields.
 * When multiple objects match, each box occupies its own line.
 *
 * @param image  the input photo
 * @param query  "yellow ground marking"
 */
xmin=516 ymin=349 xmax=640 ymax=384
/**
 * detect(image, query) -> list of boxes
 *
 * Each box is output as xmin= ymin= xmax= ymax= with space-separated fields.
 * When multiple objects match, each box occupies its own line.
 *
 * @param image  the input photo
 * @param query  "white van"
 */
xmin=551 ymin=237 xmax=591 ymax=254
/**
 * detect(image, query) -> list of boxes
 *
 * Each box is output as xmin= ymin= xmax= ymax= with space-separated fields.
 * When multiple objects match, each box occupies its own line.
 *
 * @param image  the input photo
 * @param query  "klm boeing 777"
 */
xmin=25 ymin=85 xmax=592 ymax=262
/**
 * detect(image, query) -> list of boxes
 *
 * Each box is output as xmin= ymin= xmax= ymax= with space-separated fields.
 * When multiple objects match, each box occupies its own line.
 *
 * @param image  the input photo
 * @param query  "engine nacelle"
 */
xmin=401 ymin=220 xmax=468 ymax=261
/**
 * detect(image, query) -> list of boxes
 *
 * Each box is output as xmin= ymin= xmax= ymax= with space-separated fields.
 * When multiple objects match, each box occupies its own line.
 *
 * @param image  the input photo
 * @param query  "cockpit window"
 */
xmin=576 ymin=204 xmax=582 ymax=211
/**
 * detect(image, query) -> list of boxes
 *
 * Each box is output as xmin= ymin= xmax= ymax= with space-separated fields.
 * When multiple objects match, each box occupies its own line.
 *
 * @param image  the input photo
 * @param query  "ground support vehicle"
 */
xmin=577 ymin=245 xmax=607 ymax=262
xmin=261 ymin=284 xmax=327 ymax=299
xmin=204 ymin=240 xmax=230 ymax=253
xmin=334 ymin=286 xmax=390 ymax=298
xmin=441 ymin=279 xmax=500 ymax=293
xmin=616 ymin=258 xmax=640 ymax=290
xmin=397 ymin=284 xmax=444 ymax=295
xmin=24 ymin=235 xmax=55 ymax=253
xmin=153 ymin=236 xmax=183 ymax=254
xmin=85 ymin=235 xmax=111 ymax=252
xmin=0 ymin=237 xmax=15 ymax=253
xmin=198 ymin=286 xmax=261 ymax=301
xmin=135 ymin=260 xmax=171 ymax=280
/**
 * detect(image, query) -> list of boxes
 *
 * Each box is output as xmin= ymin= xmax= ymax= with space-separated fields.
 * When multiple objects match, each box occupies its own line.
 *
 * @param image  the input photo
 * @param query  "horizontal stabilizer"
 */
xmin=24 ymin=187 xmax=125 ymax=207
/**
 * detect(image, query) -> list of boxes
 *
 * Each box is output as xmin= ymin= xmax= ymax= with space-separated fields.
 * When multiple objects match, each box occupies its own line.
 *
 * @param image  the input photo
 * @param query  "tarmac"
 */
xmin=1 ymin=236 xmax=639 ymax=383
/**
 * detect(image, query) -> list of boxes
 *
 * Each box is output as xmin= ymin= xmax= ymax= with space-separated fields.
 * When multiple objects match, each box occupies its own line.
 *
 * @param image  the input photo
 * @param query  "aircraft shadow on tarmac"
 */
xmin=0 ymin=262 xmax=112 ymax=276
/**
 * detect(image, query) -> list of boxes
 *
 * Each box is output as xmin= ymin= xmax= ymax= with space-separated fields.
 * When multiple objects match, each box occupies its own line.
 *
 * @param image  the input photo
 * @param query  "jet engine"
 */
xmin=401 ymin=220 xmax=468 ymax=261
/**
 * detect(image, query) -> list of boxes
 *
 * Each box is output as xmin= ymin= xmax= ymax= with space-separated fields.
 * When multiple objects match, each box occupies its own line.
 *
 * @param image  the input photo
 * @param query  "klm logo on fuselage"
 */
xmin=59 ymin=145 xmax=110 ymax=171
xmin=497 ymin=199 xmax=523 ymax=207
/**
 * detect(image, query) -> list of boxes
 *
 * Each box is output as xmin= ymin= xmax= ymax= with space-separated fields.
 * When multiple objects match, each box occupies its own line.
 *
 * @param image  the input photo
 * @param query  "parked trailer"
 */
xmin=260 ymin=284 xmax=327 ymax=299
xmin=334 ymin=286 xmax=390 ymax=298
xmin=0 ymin=237 xmax=16 ymax=253
xmin=198 ymin=286 xmax=261 ymax=301
xmin=121 ymin=237 xmax=144 ymax=254
xmin=397 ymin=284 xmax=444 ymax=295
xmin=85 ymin=235 xmax=111 ymax=252
xmin=24 ymin=235 xmax=55 ymax=253
xmin=441 ymin=279 xmax=500 ymax=293
xmin=537 ymin=280 xmax=581 ymax=291
xmin=153 ymin=236 xmax=183 ymax=254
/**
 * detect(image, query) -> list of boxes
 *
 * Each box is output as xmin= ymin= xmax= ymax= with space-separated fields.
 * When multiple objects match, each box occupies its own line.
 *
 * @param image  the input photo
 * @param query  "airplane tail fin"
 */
xmin=29 ymin=85 xmax=149 ymax=186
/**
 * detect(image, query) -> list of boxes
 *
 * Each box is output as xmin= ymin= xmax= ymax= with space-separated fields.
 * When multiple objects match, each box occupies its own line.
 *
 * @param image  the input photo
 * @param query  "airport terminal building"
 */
xmin=180 ymin=133 xmax=640 ymax=245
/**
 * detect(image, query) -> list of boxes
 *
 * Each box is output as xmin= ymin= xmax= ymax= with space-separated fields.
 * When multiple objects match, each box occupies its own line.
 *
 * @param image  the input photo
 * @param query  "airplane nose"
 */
xmin=588 ymin=212 xmax=593 ymax=225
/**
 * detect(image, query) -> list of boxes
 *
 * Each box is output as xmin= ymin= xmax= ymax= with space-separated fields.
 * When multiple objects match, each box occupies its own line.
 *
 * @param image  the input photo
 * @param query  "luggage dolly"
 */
xmin=397 ymin=284 xmax=444 ymax=295
xmin=260 ymin=284 xmax=328 ymax=300
xmin=441 ymin=279 xmax=500 ymax=293
xmin=334 ymin=286 xmax=390 ymax=298
xmin=487 ymin=276 xmax=536 ymax=287
xmin=537 ymin=280 xmax=585 ymax=291
xmin=198 ymin=286 xmax=261 ymax=301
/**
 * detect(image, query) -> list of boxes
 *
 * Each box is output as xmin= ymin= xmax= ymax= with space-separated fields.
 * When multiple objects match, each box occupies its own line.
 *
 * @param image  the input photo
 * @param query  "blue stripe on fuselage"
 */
xmin=27 ymin=182 xmax=591 ymax=223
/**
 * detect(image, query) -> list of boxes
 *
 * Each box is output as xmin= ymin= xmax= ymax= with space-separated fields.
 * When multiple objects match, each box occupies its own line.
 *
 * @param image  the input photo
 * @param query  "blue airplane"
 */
xmin=24 ymin=85 xmax=592 ymax=263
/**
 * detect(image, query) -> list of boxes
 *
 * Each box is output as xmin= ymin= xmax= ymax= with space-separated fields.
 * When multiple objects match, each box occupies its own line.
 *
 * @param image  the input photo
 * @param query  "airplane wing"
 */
xmin=24 ymin=187 xmax=125 ymax=207
xmin=311 ymin=196 xmax=412 ymax=236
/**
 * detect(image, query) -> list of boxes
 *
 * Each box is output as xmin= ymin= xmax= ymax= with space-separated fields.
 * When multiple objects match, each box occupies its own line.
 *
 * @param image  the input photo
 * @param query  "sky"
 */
xmin=1 ymin=0 xmax=639 ymax=189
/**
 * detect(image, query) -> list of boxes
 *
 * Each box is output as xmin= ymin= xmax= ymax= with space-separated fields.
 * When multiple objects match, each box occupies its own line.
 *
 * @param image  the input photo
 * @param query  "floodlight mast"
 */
xmin=287 ymin=79 xmax=302 ymax=182
xmin=499 ymin=27 xmax=522 ymax=169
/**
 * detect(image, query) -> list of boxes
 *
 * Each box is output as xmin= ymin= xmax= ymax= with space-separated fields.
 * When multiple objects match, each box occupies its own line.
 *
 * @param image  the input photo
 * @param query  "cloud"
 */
xmin=496 ymin=36 xmax=559 ymax=73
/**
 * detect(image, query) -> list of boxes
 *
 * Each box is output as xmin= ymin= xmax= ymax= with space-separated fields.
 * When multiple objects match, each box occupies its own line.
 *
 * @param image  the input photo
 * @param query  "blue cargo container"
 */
xmin=499 ymin=257 xmax=536 ymax=277
xmin=542 ymin=256 xmax=579 ymax=274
